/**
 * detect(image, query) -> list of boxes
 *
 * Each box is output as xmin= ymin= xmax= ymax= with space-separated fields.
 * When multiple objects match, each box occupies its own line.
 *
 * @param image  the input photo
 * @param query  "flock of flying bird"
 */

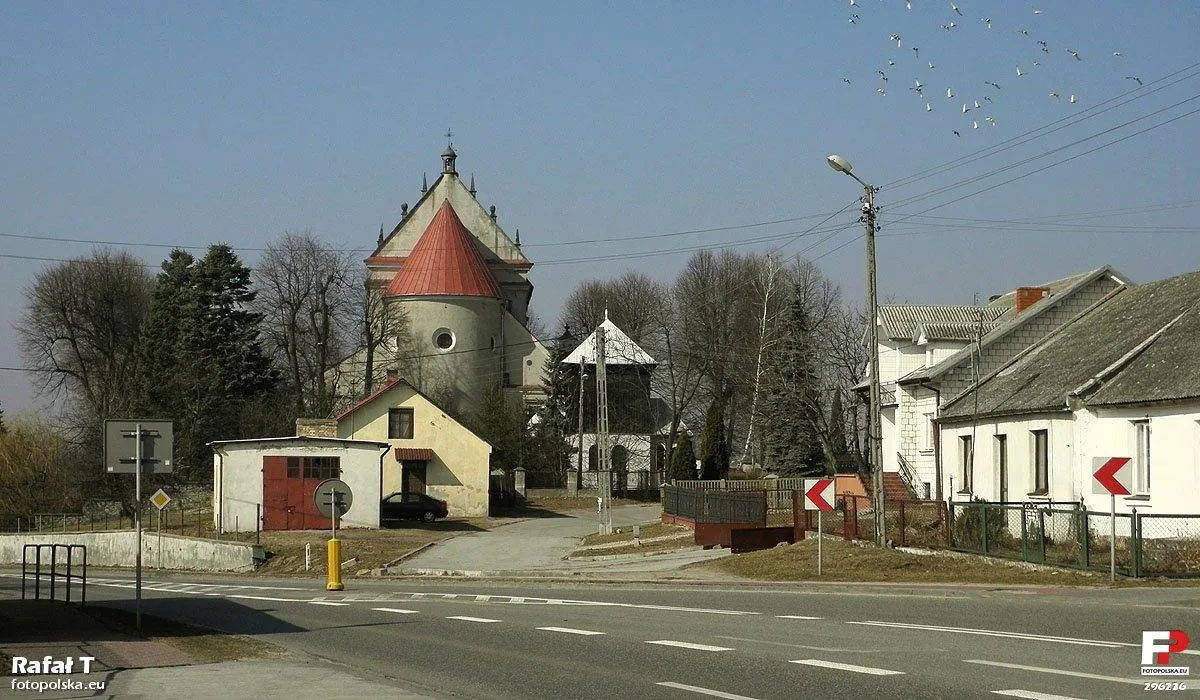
xmin=840 ymin=1 xmax=1143 ymax=138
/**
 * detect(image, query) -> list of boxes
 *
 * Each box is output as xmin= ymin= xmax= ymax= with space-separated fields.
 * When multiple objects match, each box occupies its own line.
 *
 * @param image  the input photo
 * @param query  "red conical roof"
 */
xmin=385 ymin=201 xmax=501 ymax=299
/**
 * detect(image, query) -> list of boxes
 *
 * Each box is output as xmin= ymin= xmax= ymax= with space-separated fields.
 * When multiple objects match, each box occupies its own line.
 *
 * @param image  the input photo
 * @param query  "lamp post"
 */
xmin=827 ymin=154 xmax=884 ymax=546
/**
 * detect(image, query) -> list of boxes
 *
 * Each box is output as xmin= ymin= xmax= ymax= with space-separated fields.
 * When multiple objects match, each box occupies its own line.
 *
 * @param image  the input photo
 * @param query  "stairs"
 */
xmin=862 ymin=472 xmax=916 ymax=502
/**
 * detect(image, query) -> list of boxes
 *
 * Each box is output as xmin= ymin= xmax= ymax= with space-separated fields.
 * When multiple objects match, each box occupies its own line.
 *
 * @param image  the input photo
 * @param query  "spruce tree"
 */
xmin=698 ymin=397 xmax=730 ymax=479
xmin=666 ymin=432 xmax=696 ymax=482
xmin=529 ymin=325 xmax=576 ymax=483
xmin=759 ymin=285 xmax=826 ymax=477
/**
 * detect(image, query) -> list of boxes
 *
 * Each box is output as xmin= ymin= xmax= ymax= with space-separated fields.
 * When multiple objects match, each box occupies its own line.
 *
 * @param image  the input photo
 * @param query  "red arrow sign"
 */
xmin=803 ymin=478 xmax=835 ymax=511
xmin=1092 ymin=457 xmax=1132 ymax=496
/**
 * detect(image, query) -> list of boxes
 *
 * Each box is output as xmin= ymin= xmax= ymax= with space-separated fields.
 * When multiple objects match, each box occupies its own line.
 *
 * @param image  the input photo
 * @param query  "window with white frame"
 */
xmin=959 ymin=435 xmax=973 ymax=493
xmin=1031 ymin=429 xmax=1049 ymax=494
xmin=922 ymin=413 xmax=934 ymax=451
xmin=1133 ymin=419 xmax=1150 ymax=494
xmin=995 ymin=434 xmax=1008 ymax=502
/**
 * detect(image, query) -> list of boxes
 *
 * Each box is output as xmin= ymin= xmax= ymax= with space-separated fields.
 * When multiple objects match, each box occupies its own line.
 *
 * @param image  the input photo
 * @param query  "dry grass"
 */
xmin=580 ymin=522 xmax=687 ymax=547
xmin=83 ymin=605 xmax=285 ymax=662
xmin=571 ymin=538 xmax=697 ymax=558
xmin=690 ymin=537 xmax=1116 ymax=585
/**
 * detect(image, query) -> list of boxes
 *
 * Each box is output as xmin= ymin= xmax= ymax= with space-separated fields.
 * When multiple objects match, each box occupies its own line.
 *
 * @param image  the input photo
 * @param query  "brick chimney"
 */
xmin=1014 ymin=286 xmax=1050 ymax=313
xmin=386 ymin=368 xmax=399 ymax=382
xmin=296 ymin=418 xmax=337 ymax=438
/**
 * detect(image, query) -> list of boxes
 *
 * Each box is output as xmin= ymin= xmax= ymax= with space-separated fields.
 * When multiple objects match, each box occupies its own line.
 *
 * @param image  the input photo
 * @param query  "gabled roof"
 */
xmin=913 ymin=321 xmax=1003 ymax=343
xmin=562 ymin=317 xmax=656 ymax=366
xmin=939 ymin=269 xmax=1200 ymax=420
xmin=335 ymin=375 xmax=493 ymax=446
xmin=384 ymin=200 xmax=502 ymax=299
xmin=878 ymin=305 xmax=1005 ymax=340
xmin=899 ymin=266 xmax=1126 ymax=385
xmin=208 ymin=436 xmax=390 ymax=449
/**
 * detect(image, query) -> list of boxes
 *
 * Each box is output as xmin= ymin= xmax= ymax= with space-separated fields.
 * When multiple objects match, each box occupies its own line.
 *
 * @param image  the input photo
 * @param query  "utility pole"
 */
xmin=595 ymin=326 xmax=612 ymax=535
xmin=863 ymin=184 xmax=885 ymax=546
xmin=576 ymin=356 xmax=585 ymax=491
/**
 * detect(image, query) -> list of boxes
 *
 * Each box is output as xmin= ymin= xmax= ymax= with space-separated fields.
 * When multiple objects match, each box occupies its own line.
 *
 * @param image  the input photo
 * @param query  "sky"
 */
xmin=2 ymin=1 xmax=1198 ymax=415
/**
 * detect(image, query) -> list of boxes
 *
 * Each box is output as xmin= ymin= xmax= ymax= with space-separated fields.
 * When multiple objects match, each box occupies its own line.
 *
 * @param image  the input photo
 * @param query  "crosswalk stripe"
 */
xmin=646 ymin=641 xmax=734 ymax=652
xmin=537 ymin=626 xmax=605 ymax=636
xmin=789 ymin=659 xmax=904 ymax=676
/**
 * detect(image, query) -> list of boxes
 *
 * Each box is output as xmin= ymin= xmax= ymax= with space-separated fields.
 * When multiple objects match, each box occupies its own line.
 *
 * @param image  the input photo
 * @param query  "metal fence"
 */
xmin=662 ymin=485 xmax=766 ymax=524
xmin=1 ymin=502 xmax=211 ymax=539
xmin=948 ymin=501 xmax=1200 ymax=578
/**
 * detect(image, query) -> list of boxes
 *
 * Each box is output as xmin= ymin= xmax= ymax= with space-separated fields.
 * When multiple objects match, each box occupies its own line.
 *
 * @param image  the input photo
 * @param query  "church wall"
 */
xmin=404 ymin=297 xmax=504 ymax=412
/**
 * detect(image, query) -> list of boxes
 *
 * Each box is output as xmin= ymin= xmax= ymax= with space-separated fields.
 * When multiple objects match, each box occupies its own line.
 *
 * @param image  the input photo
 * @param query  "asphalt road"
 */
xmin=7 ymin=571 xmax=1198 ymax=700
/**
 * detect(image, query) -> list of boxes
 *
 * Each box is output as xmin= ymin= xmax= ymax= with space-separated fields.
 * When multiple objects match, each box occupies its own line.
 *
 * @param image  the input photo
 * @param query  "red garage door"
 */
xmin=262 ymin=456 xmax=339 ymax=530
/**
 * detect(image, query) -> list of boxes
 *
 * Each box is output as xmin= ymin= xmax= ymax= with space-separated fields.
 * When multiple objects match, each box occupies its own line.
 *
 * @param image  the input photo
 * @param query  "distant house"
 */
xmin=335 ymin=373 xmax=492 ymax=517
xmin=936 ymin=268 xmax=1200 ymax=517
xmin=859 ymin=266 xmax=1128 ymax=500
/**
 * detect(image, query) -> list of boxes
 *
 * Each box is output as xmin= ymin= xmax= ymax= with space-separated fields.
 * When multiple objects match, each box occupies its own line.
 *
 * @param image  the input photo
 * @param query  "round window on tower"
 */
xmin=433 ymin=328 xmax=456 ymax=351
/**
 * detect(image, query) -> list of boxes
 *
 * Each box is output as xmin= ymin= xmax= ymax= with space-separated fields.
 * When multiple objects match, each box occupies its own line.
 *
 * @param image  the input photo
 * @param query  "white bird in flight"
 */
xmin=985 ymin=81 xmax=1001 ymax=90
xmin=1016 ymin=66 xmax=1025 ymax=77
xmin=842 ymin=77 xmax=852 ymax=85
xmin=926 ymin=102 xmax=933 ymax=111
xmin=877 ymin=88 xmax=886 ymax=96
xmin=1032 ymin=6 xmax=1043 ymax=14
xmin=1067 ymin=49 xmax=1081 ymax=61
xmin=913 ymin=46 xmax=920 ymax=58
xmin=982 ymin=18 xmax=992 ymax=29
xmin=928 ymin=61 xmax=936 ymax=69
xmin=1049 ymin=92 xmax=1060 ymax=99
xmin=946 ymin=87 xmax=955 ymax=98
xmin=951 ymin=2 xmax=963 ymax=16
xmin=1113 ymin=51 xmax=1125 ymax=58
xmin=972 ymin=120 xmax=979 ymax=129
xmin=985 ymin=116 xmax=996 ymax=126
xmin=889 ymin=34 xmax=902 ymax=47
xmin=941 ymin=22 xmax=957 ymax=31
xmin=974 ymin=100 xmax=981 ymax=109
xmin=962 ymin=103 xmax=970 ymax=114
xmin=1069 ymin=94 xmax=1077 ymax=104
xmin=1125 ymin=75 xmax=1143 ymax=85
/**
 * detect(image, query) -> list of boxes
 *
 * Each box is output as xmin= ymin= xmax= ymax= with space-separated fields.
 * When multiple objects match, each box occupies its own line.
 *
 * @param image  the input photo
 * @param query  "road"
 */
xmin=6 ymin=571 xmax=1197 ymax=699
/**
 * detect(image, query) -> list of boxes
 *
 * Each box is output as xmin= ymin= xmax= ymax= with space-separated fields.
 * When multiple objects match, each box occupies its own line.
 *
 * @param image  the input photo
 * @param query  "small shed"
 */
xmin=210 ymin=436 xmax=390 ymax=533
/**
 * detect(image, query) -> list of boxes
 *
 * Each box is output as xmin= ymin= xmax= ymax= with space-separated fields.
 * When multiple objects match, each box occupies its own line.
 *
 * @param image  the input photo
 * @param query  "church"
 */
xmin=333 ymin=145 xmax=549 ymax=417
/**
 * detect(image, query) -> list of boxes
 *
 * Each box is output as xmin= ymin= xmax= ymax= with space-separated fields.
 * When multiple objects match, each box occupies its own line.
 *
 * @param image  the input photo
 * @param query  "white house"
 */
xmin=211 ymin=436 xmax=391 ymax=533
xmin=936 ymin=268 xmax=1200 ymax=522
xmin=861 ymin=266 xmax=1128 ymax=500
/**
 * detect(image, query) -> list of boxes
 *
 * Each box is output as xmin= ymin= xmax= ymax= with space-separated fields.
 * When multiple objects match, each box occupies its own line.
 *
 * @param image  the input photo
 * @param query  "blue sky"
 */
xmin=2 ymin=1 xmax=1198 ymax=414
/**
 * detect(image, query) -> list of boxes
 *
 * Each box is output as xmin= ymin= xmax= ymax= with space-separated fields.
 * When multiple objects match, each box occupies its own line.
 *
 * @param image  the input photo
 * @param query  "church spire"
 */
xmin=421 ymin=173 xmax=428 ymax=193
xmin=441 ymin=129 xmax=458 ymax=175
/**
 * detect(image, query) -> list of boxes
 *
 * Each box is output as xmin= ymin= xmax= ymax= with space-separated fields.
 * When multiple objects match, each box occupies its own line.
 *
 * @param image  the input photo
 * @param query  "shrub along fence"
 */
xmin=948 ymin=500 xmax=1200 ymax=578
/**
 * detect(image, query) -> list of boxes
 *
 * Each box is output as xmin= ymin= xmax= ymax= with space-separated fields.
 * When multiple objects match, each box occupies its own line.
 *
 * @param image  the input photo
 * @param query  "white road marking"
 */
xmin=788 ymin=659 xmax=904 ymax=676
xmin=309 ymin=601 xmax=349 ymax=607
xmin=848 ymin=620 xmax=1122 ymax=648
xmin=776 ymin=615 xmax=823 ymax=620
xmin=645 ymin=641 xmax=734 ymax=652
xmin=207 ymin=593 xmax=299 ymax=602
xmin=656 ymin=681 xmax=761 ymax=699
xmin=537 ymin=626 xmax=606 ymax=636
xmin=963 ymin=660 xmax=1144 ymax=686
xmin=446 ymin=616 xmax=500 ymax=623
xmin=715 ymin=636 xmax=880 ymax=654
xmin=992 ymin=690 xmax=1087 ymax=700
xmin=372 ymin=607 xmax=420 ymax=614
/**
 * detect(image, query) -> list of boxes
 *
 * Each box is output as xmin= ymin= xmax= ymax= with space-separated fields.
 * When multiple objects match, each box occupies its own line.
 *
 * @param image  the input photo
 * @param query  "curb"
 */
xmin=564 ymin=545 xmax=709 ymax=562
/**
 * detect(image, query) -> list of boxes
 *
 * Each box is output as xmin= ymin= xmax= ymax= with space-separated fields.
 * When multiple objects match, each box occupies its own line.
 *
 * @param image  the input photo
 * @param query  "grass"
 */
xmin=83 ymin=605 xmax=284 ymax=663
xmin=689 ymin=537 xmax=1121 ymax=585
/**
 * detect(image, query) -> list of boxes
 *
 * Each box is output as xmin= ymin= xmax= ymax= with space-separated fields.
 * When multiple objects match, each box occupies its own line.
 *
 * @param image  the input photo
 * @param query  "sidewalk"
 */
xmin=0 ymin=599 xmax=435 ymax=699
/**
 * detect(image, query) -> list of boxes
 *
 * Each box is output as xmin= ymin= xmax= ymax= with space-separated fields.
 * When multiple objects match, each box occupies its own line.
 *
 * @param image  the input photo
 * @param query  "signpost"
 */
xmin=103 ymin=419 xmax=173 ymax=633
xmin=1092 ymin=456 xmax=1132 ymax=581
xmin=314 ymin=479 xmax=352 ymax=591
xmin=150 ymin=489 xmax=171 ymax=570
xmin=803 ymin=478 xmax=836 ymax=576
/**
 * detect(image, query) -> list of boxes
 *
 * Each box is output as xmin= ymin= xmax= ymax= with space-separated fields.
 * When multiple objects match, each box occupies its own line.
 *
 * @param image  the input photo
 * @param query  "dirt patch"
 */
xmin=219 ymin=519 xmax=498 ymax=576
xmin=83 ymin=606 xmax=285 ymax=663
xmin=689 ymin=537 xmax=1119 ymax=585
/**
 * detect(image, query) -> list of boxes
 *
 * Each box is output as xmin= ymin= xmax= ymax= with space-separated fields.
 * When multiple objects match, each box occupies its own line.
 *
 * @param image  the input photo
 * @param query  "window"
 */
xmin=959 ymin=435 xmax=973 ymax=493
xmin=1031 ymin=429 xmax=1049 ymax=494
xmin=433 ymin=327 xmax=455 ymax=351
xmin=302 ymin=456 xmax=340 ymax=480
xmin=922 ymin=413 xmax=935 ymax=451
xmin=995 ymin=434 xmax=1008 ymax=502
xmin=286 ymin=457 xmax=300 ymax=479
xmin=1133 ymin=419 xmax=1151 ymax=493
xmin=388 ymin=408 xmax=414 ymax=439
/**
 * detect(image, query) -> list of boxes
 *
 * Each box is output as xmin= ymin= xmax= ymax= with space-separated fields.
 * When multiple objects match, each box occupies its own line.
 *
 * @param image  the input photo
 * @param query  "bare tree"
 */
xmin=562 ymin=272 xmax=667 ymax=344
xmin=255 ymin=232 xmax=360 ymax=416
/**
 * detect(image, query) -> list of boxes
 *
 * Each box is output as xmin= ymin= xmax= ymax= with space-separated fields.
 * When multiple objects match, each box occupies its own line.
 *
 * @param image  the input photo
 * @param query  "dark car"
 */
xmin=380 ymin=492 xmax=448 ymax=524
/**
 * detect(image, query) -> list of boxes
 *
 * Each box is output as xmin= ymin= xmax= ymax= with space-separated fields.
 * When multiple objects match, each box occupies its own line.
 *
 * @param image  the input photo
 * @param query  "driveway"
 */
xmin=398 ymin=504 xmax=726 ymax=575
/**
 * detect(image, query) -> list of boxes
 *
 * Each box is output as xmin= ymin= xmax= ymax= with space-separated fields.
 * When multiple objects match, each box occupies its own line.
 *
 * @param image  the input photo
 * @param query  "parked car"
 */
xmin=380 ymin=492 xmax=448 ymax=523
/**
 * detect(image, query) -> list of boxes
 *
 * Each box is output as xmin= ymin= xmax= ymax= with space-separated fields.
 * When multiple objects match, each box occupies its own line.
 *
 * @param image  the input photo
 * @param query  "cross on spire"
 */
xmin=445 ymin=129 xmax=454 ymax=148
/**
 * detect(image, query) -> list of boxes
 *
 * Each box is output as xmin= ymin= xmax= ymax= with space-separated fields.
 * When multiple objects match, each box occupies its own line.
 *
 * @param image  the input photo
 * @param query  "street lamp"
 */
xmin=827 ymin=154 xmax=885 ymax=547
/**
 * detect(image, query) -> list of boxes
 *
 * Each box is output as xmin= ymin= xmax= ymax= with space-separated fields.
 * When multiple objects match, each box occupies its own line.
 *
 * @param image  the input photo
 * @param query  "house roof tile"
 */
xmin=384 ymin=200 xmax=501 ymax=299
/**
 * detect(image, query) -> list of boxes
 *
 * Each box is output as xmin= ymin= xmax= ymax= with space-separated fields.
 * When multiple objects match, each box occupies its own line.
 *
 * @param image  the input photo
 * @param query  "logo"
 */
xmin=1142 ymin=630 xmax=1191 ymax=677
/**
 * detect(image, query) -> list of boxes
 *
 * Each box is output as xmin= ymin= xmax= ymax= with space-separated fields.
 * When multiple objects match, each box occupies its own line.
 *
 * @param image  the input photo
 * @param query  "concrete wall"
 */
xmin=338 ymin=382 xmax=491 ymax=517
xmin=213 ymin=440 xmax=388 ymax=532
xmin=940 ymin=414 xmax=1075 ymax=504
xmin=0 ymin=532 xmax=263 ymax=573
xmin=403 ymin=297 xmax=504 ymax=412
xmin=503 ymin=309 xmax=549 ymax=386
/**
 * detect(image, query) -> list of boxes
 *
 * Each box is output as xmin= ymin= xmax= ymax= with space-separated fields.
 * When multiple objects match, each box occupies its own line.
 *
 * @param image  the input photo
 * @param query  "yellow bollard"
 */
xmin=326 ymin=538 xmax=344 ymax=591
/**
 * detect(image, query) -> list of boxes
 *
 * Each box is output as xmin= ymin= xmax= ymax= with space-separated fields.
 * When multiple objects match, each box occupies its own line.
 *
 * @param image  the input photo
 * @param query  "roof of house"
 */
xmin=939 ymin=268 xmax=1200 ymax=420
xmin=878 ymin=305 xmax=1006 ymax=340
xmin=913 ymin=320 xmax=1004 ymax=342
xmin=208 ymin=436 xmax=390 ymax=449
xmin=333 ymin=375 xmax=493 ymax=447
xmin=384 ymin=200 xmax=502 ymax=299
xmin=562 ymin=317 xmax=657 ymax=366
xmin=898 ymin=266 xmax=1125 ymax=385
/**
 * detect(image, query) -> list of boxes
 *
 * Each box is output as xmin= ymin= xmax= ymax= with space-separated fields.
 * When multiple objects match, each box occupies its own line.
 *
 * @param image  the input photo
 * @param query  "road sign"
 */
xmin=149 ymin=489 xmax=171 ymax=510
xmin=803 ymin=478 xmax=836 ymax=511
xmin=104 ymin=420 xmax=174 ymax=474
xmin=1092 ymin=457 xmax=1132 ymax=496
xmin=313 ymin=479 xmax=353 ymax=519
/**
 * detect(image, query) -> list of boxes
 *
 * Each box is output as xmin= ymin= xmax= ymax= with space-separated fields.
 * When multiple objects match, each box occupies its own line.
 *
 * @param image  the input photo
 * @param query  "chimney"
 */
xmin=1014 ymin=286 xmax=1050 ymax=313
xmin=296 ymin=418 xmax=337 ymax=438
xmin=386 ymin=368 xmax=399 ymax=382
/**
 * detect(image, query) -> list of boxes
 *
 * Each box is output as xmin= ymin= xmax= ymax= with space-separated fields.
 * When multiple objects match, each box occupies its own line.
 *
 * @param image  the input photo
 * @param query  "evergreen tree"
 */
xmin=0 ymin=400 xmax=6 ymax=435
xmin=759 ymin=285 xmax=827 ymax=477
xmin=136 ymin=245 xmax=279 ymax=478
xmin=665 ymin=432 xmax=696 ymax=482
xmin=828 ymin=389 xmax=855 ymax=473
xmin=698 ymin=397 xmax=730 ymax=479
xmin=528 ymin=325 xmax=576 ymax=484
xmin=473 ymin=384 xmax=523 ymax=473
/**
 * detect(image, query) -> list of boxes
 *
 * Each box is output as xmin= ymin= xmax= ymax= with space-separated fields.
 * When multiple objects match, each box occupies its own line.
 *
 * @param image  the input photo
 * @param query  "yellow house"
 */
xmin=335 ymin=375 xmax=492 ymax=517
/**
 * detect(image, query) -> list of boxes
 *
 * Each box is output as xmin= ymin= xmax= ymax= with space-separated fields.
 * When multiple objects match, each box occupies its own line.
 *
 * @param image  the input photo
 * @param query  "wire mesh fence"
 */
xmin=0 ymin=502 xmax=213 ymax=539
